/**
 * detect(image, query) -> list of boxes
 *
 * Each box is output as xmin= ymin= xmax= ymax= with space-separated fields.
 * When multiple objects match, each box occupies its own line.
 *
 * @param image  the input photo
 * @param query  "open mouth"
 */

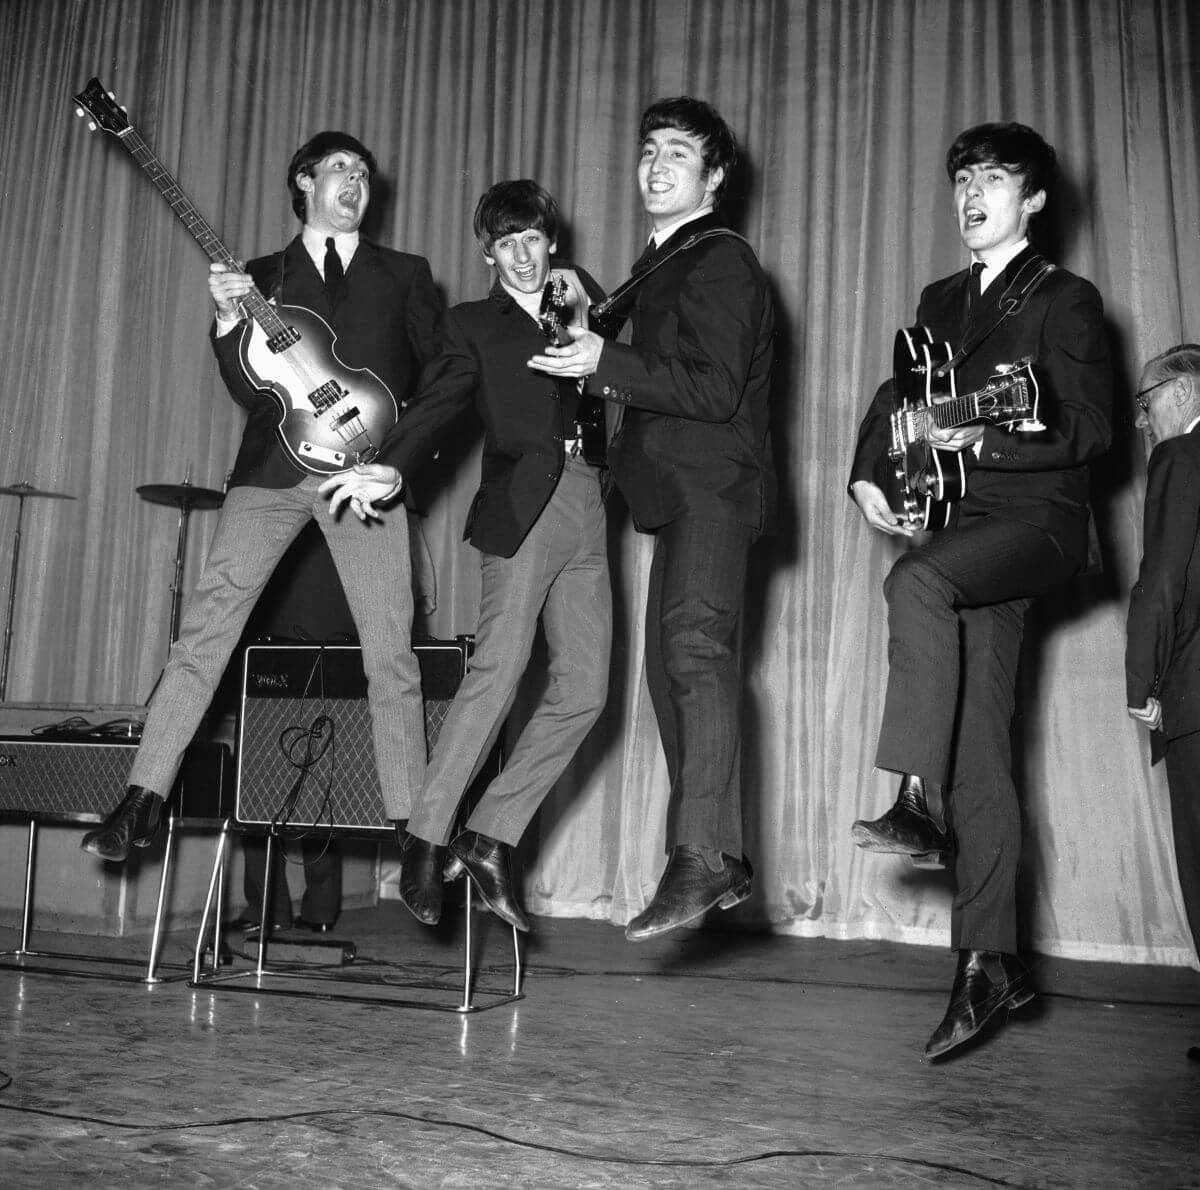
xmin=964 ymin=208 xmax=987 ymax=228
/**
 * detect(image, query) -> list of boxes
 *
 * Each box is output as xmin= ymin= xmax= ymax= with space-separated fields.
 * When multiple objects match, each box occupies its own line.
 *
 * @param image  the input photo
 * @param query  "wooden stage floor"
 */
xmin=0 ymin=906 xmax=1197 ymax=1188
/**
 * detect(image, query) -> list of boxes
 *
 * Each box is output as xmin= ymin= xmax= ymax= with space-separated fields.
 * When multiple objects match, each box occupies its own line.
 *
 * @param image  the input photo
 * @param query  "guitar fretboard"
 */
xmin=116 ymin=126 xmax=287 ymax=338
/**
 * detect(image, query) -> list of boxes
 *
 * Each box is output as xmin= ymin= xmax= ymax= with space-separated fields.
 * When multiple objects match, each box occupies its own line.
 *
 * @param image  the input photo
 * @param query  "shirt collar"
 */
xmin=972 ymin=238 xmax=1029 ymax=295
xmin=301 ymin=225 xmax=360 ymax=271
xmin=650 ymin=203 xmax=715 ymax=250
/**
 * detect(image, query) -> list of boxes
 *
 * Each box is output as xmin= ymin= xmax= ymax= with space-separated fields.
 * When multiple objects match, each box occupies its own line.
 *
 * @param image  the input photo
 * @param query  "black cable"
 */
xmin=0 ymin=1089 xmax=1030 ymax=1185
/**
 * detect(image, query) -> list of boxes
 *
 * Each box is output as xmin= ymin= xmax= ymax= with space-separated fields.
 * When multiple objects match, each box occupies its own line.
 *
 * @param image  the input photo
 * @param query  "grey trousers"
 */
xmin=407 ymin=458 xmax=611 ymax=847
xmin=130 ymin=478 xmax=426 ymax=819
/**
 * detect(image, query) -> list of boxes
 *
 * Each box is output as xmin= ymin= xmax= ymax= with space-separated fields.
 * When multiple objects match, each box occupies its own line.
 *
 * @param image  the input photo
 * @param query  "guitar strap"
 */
xmin=932 ymin=254 xmax=1056 ymax=379
xmin=588 ymin=228 xmax=752 ymax=331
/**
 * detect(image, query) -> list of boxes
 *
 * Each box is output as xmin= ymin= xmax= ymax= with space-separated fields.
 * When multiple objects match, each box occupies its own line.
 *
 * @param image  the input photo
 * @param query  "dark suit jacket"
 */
xmin=381 ymin=267 xmax=605 ymax=559
xmin=850 ymin=245 xmax=1112 ymax=569
xmin=588 ymin=212 xmax=776 ymax=535
xmin=211 ymin=236 xmax=443 ymax=489
xmin=1126 ymin=424 xmax=1200 ymax=756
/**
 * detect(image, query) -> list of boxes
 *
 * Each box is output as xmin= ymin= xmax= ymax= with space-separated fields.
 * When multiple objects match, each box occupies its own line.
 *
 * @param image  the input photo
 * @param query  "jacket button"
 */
xmin=603 ymin=385 xmax=612 ymax=395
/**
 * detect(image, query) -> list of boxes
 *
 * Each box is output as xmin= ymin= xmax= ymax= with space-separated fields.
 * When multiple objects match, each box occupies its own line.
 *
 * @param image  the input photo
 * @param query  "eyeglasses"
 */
xmin=1135 ymin=375 xmax=1175 ymax=414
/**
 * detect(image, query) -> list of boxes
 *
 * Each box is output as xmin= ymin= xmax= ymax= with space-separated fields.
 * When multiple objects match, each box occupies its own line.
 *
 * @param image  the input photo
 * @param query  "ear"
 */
xmin=704 ymin=164 xmax=726 ymax=198
xmin=297 ymin=172 xmax=314 ymax=194
xmin=478 ymin=238 xmax=495 ymax=267
xmin=549 ymin=240 xmax=558 ymax=256
xmin=1022 ymin=189 xmax=1046 ymax=216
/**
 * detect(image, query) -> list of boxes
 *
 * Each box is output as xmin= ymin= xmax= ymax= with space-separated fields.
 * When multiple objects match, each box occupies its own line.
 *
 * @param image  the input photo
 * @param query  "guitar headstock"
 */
xmin=73 ymin=77 xmax=130 ymax=138
xmin=981 ymin=359 xmax=1044 ymax=431
xmin=537 ymin=275 xmax=571 ymax=346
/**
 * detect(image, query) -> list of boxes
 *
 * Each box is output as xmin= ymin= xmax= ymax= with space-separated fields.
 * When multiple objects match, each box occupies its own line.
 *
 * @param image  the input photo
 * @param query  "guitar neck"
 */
xmin=115 ymin=125 xmax=285 ymax=334
xmin=929 ymin=390 xmax=997 ymax=430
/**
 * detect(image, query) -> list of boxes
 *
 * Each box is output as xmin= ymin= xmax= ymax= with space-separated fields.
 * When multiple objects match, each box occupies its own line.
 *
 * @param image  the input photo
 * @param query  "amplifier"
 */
xmin=236 ymin=639 xmax=470 ymax=832
xmin=0 ymin=736 xmax=233 ymax=823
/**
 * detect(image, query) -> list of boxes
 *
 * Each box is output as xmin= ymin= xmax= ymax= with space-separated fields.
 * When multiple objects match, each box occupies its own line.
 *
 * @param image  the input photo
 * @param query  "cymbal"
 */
xmin=0 ymin=481 xmax=75 ymax=500
xmin=137 ymin=482 xmax=225 ymax=510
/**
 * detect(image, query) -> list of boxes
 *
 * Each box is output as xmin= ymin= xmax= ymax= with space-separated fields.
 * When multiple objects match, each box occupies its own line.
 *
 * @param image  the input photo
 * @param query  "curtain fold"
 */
xmin=1 ymin=0 xmax=1197 ymax=964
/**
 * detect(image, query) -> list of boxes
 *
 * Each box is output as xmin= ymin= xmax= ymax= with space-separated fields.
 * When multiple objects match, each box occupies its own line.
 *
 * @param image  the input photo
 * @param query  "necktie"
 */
xmin=631 ymin=237 xmax=658 ymax=275
xmin=968 ymin=260 xmax=985 ymax=312
xmin=324 ymin=237 xmax=345 ymax=307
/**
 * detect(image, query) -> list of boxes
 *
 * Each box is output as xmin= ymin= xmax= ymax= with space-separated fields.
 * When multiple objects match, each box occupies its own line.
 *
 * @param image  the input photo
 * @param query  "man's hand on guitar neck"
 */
xmin=851 ymin=480 xmax=915 ymax=537
xmin=209 ymin=261 xmax=254 ymax=325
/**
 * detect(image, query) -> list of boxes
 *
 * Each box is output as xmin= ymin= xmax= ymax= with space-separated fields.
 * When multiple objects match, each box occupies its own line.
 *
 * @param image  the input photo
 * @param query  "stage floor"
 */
xmin=0 ymin=907 xmax=1197 ymax=1188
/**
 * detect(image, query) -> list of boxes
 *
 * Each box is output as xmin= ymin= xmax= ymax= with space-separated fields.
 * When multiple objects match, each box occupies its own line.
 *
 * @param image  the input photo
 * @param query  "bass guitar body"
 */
xmin=237 ymin=302 xmax=396 ymax=475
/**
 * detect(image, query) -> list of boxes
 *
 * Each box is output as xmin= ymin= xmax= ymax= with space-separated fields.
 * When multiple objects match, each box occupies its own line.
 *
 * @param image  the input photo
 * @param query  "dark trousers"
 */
xmin=1164 ymin=730 xmax=1200 ymax=958
xmin=645 ymin=516 xmax=753 ymax=856
xmin=242 ymin=836 xmax=342 ymax=929
xmin=875 ymin=514 xmax=1076 ymax=953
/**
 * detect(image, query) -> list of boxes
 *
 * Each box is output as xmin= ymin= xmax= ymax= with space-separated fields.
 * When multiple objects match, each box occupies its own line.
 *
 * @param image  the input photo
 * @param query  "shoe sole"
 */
xmin=852 ymin=822 xmax=949 ymax=858
xmin=625 ymin=878 xmax=752 ymax=942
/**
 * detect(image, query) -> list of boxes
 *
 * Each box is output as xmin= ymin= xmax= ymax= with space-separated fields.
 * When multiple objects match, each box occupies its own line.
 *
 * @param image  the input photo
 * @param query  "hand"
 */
xmin=528 ymin=324 xmax=604 ymax=378
xmin=208 ymin=261 xmax=254 ymax=320
xmin=317 ymin=463 xmax=402 ymax=522
xmin=927 ymin=423 xmax=985 ymax=452
xmin=1127 ymin=698 xmax=1163 ymax=732
xmin=850 ymin=480 xmax=914 ymax=537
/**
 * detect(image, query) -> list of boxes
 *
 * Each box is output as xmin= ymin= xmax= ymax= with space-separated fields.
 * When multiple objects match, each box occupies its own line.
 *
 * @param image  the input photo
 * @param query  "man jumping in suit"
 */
xmin=529 ymin=96 xmax=776 ymax=941
xmin=320 ymin=180 xmax=611 ymax=931
xmin=848 ymin=123 xmax=1112 ymax=1059
xmin=81 ymin=131 xmax=442 ymax=862
xmin=1126 ymin=345 xmax=1200 ymax=1051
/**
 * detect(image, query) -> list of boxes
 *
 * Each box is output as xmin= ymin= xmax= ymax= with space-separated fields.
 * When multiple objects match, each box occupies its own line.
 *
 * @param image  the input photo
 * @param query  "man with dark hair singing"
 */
xmin=320 ymin=179 xmax=610 ymax=931
xmin=81 ymin=131 xmax=442 ymax=863
xmin=848 ymin=122 xmax=1112 ymax=1059
xmin=528 ymin=97 xmax=776 ymax=941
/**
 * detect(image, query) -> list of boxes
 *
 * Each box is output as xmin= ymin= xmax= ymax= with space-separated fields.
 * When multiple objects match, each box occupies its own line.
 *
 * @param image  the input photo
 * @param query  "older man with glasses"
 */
xmin=1126 ymin=344 xmax=1200 ymax=1064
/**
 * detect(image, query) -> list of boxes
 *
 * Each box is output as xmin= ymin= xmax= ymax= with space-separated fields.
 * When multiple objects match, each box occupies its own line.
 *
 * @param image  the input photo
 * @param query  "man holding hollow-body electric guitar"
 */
xmin=848 ymin=123 xmax=1112 ymax=1061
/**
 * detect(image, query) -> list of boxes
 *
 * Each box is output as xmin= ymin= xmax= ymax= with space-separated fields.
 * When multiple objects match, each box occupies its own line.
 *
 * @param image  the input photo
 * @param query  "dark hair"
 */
xmin=1143 ymin=343 xmax=1200 ymax=386
xmin=945 ymin=122 xmax=1057 ymax=200
xmin=639 ymin=96 xmax=737 ymax=208
xmin=286 ymin=131 xmax=377 ymax=220
xmin=472 ymin=179 xmax=559 ymax=250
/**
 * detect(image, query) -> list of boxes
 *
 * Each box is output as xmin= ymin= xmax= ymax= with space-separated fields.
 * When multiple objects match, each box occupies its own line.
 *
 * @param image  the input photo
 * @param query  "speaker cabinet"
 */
xmin=0 ymin=736 xmax=232 ymax=823
xmin=236 ymin=639 xmax=470 ymax=832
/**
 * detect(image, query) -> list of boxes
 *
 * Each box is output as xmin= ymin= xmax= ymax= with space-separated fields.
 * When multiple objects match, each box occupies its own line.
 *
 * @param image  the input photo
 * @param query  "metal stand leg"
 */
xmin=17 ymin=819 xmax=36 ymax=954
xmin=192 ymin=820 xmax=230 ymax=982
xmin=143 ymin=813 xmax=178 ymax=984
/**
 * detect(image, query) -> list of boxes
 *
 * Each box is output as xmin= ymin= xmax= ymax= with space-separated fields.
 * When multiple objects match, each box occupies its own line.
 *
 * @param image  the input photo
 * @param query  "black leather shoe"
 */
xmin=925 ymin=949 xmax=1034 ymax=1061
xmin=625 ymin=846 xmax=753 ymax=942
xmin=241 ymin=920 xmax=289 ymax=940
xmin=293 ymin=918 xmax=334 ymax=933
xmin=444 ymin=830 xmax=529 ymax=932
xmin=80 ymin=785 xmax=165 ymax=862
xmin=397 ymin=826 xmax=446 ymax=926
xmin=852 ymin=775 xmax=950 ymax=863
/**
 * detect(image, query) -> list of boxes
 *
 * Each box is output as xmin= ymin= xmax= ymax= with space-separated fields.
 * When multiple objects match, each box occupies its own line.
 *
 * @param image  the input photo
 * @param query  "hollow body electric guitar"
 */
xmin=876 ymin=325 xmax=1043 ymax=530
xmin=538 ymin=274 xmax=606 ymax=467
xmin=72 ymin=77 xmax=396 ymax=476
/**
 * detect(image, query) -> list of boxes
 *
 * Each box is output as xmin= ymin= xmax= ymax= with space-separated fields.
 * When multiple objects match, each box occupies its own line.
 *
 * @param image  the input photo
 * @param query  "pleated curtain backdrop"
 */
xmin=0 ymin=0 xmax=1197 ymax=964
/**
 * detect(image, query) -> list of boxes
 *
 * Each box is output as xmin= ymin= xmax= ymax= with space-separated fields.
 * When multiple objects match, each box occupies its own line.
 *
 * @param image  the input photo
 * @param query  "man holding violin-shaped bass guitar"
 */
xmin=82 ymin=131 xmax=442 ymax=863
xmin=847 ymin=122 xmax=1112 ymax=1061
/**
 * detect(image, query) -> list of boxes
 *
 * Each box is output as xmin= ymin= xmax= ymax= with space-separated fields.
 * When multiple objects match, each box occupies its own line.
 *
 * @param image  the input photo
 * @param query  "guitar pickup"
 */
xmin=266 ymin=326 xmax=301 ymax=353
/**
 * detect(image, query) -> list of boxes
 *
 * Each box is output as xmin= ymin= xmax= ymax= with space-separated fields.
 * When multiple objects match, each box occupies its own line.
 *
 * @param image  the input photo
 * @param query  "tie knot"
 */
xmin=970 ymin=261 xmax=985 ymax=277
